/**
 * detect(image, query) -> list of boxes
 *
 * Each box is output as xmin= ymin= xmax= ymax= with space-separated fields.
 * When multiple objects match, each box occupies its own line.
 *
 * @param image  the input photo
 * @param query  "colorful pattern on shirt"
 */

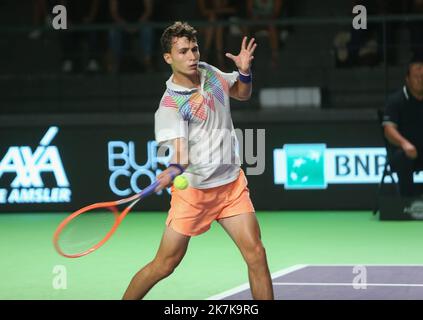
xmin=160 ymin=64 xmax=229 ymax=122
xmin=203 ymin=65 xmax=229 ymax=106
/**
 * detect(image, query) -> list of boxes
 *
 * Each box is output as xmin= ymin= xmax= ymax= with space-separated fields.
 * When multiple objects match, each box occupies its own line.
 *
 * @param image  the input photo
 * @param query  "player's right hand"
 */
xmin=154 ymin=167 xmax=181 ymax=192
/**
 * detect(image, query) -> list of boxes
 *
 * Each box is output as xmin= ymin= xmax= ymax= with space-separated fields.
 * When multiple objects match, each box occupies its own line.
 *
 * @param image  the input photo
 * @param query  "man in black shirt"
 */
xmin=383 ymin=55 xmax=423 ymax=196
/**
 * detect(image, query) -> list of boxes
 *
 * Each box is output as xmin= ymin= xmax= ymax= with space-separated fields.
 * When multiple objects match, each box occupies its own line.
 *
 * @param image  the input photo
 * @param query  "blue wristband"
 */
xmin=238 ymin=70 xmax=252 ymax=83
xmin=168 ymin=163 xmax=185 ymax=175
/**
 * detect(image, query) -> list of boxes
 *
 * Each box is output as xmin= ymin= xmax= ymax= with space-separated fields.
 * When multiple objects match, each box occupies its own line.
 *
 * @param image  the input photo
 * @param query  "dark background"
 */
xmin=0 ymin=110 xmax=383 ymax=212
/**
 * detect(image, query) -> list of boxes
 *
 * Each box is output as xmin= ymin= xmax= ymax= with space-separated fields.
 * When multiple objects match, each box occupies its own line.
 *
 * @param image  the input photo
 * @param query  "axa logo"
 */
xmin=0 ymin=126 xmax=71 ymax=204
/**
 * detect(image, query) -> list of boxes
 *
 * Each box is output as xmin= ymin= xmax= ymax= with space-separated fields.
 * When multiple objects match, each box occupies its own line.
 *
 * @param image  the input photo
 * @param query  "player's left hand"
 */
xmin=225 ymin=36 xmax=257 ymax=74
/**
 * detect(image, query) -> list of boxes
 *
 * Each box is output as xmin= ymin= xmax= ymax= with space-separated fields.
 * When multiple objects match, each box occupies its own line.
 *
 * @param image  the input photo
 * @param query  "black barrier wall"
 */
xmin=0 ymin=110 xmax=402 ymax=212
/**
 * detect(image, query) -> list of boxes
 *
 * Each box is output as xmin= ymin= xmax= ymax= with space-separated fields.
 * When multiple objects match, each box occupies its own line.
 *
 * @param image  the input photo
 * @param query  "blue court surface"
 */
xmin=208 ymin=265 xmax=423 ymax=300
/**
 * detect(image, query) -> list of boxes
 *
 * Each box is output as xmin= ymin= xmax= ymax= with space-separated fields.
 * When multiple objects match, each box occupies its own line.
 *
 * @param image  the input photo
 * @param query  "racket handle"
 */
xmin=140 ymin=180 xmax=161 ymax=198
xmin=140 ymin=171 xmax=177 ymax=198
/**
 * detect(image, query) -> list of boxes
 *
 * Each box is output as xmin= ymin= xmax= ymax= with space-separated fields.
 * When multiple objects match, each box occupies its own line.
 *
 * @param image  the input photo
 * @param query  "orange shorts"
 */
xmin=166 ymin=169 xmax=255 ymax=236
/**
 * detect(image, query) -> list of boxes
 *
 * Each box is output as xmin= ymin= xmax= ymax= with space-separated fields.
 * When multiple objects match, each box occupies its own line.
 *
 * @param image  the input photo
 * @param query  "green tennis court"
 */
xmin=1 ymin=211 xmax=422 ymax=300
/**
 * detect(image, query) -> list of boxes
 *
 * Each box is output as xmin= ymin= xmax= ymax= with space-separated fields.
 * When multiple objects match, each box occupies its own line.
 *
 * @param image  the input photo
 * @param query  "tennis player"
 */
xmin=123 ymin=21 xmax=274 ymax=300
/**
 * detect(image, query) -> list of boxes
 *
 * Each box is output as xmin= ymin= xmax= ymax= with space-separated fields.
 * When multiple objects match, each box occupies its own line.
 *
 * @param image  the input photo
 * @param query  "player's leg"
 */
xmin=122 ymin=225 xmax=190 ymax=300
xmin=218 ymin=213 xmax=274 ymax=300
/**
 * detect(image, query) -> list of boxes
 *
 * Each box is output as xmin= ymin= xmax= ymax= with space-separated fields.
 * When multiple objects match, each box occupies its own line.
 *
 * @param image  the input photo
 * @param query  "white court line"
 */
xmin=206 ymin=264 xmax=308 ymax=300
xmin=274 ymin=282 xmax=423 ymax=287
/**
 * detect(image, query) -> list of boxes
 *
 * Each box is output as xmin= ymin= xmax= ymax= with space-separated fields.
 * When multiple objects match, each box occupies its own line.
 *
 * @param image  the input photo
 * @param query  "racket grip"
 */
xmin=141 ymin=172 xmax=177 ymax=198
xmin=141 ymin=180 xmax=161 ymax=198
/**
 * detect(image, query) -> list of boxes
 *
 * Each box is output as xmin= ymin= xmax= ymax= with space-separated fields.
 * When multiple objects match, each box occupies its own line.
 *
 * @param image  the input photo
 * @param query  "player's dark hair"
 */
xmin=160 ymin=21 xmax=197 ymax=54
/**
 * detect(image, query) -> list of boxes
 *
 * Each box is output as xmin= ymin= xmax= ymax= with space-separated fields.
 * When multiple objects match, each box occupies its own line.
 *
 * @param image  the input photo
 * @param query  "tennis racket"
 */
xmin=53 ymin=180 xmax=160 ymax=258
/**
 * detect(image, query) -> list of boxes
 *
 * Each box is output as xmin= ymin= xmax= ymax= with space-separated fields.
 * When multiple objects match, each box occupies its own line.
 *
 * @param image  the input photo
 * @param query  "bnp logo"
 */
xmin=274 ymin=144 xmax=423 ymax=189
xmin=284 ymin=144 xmax=326 ymax=189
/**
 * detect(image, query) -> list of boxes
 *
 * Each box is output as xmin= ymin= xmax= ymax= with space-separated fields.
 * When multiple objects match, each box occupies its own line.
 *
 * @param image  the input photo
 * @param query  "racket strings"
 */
xmin=57 ymin=207 xmax=119 ymax=256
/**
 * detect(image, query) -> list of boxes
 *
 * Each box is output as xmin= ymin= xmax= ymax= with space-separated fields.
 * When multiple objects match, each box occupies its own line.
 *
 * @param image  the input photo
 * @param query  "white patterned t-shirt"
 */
xmin=155 ymin=62 xmax=241 ymax=189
